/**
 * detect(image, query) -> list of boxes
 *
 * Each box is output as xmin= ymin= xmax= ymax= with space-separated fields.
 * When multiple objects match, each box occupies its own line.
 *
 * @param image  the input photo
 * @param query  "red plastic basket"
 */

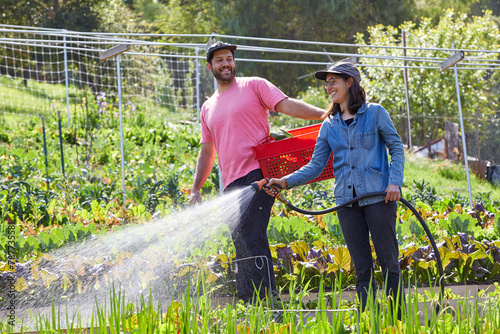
xmin=251 ymin=123 xmax=334 ymax=183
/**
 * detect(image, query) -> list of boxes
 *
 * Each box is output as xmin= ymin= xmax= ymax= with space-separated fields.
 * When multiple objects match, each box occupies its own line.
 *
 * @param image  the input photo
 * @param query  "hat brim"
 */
xmin=215 ymin=45 xmax=237 ymax=53
xmin=314 ymin=70 xmax=342 ymax=81
xmin=207 ymin=45 xmax=237 ymax=61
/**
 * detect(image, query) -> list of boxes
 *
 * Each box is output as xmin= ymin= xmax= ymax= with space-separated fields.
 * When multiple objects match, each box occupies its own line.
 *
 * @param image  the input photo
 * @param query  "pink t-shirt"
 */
xmin=200 ymin=77 xmax=287 ymax=189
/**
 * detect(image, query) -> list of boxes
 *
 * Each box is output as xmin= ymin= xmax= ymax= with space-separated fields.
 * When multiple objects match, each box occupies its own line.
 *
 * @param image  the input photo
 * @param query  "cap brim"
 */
xmin=208 ymin=45 xmax=237 ymax=57
xmin=314 ymin=70 xmax=341 ymax=80
xmin=207 ymin=45 xmax=237 ymax=62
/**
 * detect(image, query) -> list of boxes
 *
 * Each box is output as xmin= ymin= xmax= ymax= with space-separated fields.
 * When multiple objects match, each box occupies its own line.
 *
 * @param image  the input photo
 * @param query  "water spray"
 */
xmin=250 ymin=178 xmax=445 ymax=311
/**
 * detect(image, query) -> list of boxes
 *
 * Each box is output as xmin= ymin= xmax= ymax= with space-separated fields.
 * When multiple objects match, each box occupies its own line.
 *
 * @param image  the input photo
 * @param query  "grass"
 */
xmin=0 ymin=76 xmax=80 ymax=116
xmin=403 ymin=153 xmax=499 ymax=200
xmin=0 ymin=76 xmax=198 ymax=124
xmin=2 ymin=278 xmax=500 ymax=333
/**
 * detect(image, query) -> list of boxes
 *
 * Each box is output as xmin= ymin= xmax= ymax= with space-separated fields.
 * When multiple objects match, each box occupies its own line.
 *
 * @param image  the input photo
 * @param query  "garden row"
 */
xmin=0 ymin=86 xmax=499 ymax=331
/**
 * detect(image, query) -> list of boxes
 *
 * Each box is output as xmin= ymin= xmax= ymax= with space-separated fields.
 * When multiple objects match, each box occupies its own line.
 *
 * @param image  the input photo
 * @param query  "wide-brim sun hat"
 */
xmin=206 ymin=41 xmax=237 ymax=62
xmin=314 ymin=61 xmax=361 ymax=83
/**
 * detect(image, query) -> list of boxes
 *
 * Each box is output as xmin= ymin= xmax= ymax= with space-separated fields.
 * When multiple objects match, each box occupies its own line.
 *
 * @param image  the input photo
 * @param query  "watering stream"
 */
xmin=1 ymin=186 xmax=258 ymax=329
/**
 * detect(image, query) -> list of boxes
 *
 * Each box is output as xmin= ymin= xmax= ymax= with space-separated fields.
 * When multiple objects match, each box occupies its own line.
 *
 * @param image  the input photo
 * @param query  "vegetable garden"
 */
xmin=0 ymin=79 xmax=499 ymax=333
xmin=1 ymin=18 xmax=500 ymax=333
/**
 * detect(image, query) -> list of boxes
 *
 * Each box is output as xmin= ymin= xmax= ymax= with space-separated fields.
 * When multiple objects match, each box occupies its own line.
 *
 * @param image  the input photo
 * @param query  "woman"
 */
xmin=265 ymin=61 xmax=405 ymax=315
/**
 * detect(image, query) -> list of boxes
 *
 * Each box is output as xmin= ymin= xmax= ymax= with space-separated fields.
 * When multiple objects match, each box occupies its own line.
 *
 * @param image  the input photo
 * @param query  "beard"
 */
xmin=211 ymin=65 xmax=236 ymax=84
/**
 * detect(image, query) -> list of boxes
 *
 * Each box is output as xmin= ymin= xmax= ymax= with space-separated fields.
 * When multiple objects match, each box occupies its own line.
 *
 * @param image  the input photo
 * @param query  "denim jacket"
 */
xmin=285 ymin=103 xmax=405 ymax=206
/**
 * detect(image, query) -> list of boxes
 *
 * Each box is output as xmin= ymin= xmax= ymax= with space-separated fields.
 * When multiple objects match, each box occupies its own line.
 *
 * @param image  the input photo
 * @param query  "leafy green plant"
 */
xmin=267 ymin=216 xmax=324 ymax=245
xmin=130 ymin=177 xmax=170 ymax=215
xmin=411 ymin=179 xmax=441 ymax=207
xmin=0 ymin=221 xmax=96 ymax=262
xmin=438 ymin=212 xmax=482 ymax=238
xmin=292 ymin=182 xmax=336 ymax=210
xmin=323 ymin=213 xmax=346 ymax=246
xmin=163 ymin=167 xmax=188 ymax=210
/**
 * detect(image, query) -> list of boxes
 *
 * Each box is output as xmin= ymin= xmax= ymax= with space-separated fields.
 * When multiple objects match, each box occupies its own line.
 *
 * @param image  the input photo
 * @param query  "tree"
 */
xmin=153 ymin=0 xmax=220 ymax=40
xmin=413 ymin=0 xmax=496 ymax=21
xmin=204 ymin=0 xmax=417 ymax=96
xmin=356 ymin=11 xmax=500 ymax=151
xmin=1 ymin=0 xmax=102 ymax=32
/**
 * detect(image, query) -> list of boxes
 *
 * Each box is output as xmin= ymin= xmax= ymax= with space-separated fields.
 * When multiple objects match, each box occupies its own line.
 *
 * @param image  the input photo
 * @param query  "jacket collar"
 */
xmin=331 ymin=103 xmax=368 ymax=121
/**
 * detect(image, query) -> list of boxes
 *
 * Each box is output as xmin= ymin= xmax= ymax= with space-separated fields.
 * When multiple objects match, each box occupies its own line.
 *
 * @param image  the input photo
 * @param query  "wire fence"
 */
xmin=1 ymin=24 xmax=499 ymax=182
xmin=0 ymin=27 xmax=207 ymax=123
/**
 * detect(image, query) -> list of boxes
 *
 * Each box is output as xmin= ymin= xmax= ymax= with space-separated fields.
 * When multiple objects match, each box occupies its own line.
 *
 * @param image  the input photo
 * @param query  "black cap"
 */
xmin=314 ymin=62 xmax=361 ymax=83
xmin=206 ymin=41 xmax=237 ymax=62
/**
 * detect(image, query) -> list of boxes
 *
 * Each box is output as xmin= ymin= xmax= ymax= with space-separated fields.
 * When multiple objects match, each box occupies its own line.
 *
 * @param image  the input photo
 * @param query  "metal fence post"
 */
xmin=100 ymin=44 xmax=131 ymax=201
xmin=57 ymin=109 xmax=65 ymax=177
xmin=195 ymin=47 xmax=200 ymax=123
xmin=117 ymin=54 xmax=126 ymax=201
xmin=63 ymin=31 xmax=71 ymax=128
xmin=438 ymin=45 xmax=472 ymax=208
xmin=402 ymin=30 xmax=412 ymax=151
xmin=451 ymin=43 xmax=473 ymax=209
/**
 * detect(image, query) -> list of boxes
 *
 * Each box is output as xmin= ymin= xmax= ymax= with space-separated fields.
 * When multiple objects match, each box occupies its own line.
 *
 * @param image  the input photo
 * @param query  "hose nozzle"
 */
xmin=250 ymin=178 xmax=269 ymax=192
xmin=251 ymin=178 xmax=284 ymax=199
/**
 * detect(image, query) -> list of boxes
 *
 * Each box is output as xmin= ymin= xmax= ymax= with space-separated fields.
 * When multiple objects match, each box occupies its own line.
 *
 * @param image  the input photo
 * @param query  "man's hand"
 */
xmin=189 ymin=142 xmax=216 ymax=206
xmin=384 ymin=184 xmax=400 ymax=203
xmin=189 ymin=189 xmax=202 ymax=206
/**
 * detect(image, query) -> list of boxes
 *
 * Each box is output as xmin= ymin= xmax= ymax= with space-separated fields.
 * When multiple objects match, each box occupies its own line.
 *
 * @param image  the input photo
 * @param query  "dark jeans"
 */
xmin=224 ymin=169 xmax=277 ymax=302
xmin=337 ymin=200 xmax=404 ymax=314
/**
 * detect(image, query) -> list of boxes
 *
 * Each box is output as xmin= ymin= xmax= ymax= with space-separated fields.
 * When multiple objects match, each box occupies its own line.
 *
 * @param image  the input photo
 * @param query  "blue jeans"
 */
xmin=337 ymin=200 xmax=404 ymax=313
xmin=224 ymin=169 xmax=277 ymax=302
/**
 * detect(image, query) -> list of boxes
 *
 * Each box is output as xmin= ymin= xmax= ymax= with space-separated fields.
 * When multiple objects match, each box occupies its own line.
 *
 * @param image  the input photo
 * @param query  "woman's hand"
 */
xmin=264 ymin=178 xmax=287 ymax=197
xmin=384 ymin=184 xmax=400 ymax=203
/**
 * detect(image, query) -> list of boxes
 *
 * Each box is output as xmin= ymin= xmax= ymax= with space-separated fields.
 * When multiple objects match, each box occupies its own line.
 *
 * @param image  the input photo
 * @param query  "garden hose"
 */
xmin=251 ymin=178 xmax=445 ymax=310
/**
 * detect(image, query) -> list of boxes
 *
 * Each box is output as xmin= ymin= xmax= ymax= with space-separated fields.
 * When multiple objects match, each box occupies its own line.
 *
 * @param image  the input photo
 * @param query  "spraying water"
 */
xmin=0 ymin=186 xmax=258 ymax=328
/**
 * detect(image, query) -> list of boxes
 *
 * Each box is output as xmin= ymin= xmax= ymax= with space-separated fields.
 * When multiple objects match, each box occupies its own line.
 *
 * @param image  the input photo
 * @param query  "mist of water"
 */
xmin=2 ymin=186 xmax=259 ymax=327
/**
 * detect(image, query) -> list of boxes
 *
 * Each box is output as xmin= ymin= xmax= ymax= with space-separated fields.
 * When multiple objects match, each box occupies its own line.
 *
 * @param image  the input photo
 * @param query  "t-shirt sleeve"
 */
xmin=200 ymin=107 xmax=213 ymax=144
xmin=254 ymin=78 xmax=288 ymax=111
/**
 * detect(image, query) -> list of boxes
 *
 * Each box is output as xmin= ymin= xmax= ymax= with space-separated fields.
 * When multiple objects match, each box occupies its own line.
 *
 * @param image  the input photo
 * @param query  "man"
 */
xmin=189 ymin=41 xmax=324 ymax=303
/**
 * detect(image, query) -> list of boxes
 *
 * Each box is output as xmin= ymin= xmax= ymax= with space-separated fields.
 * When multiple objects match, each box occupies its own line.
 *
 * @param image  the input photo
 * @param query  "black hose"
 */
xmin=275 ymin=191 xmax=445 ymax=310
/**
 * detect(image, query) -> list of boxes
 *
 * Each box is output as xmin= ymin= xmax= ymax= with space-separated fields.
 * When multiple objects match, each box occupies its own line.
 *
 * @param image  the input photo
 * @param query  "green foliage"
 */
xmin=290 ymin=182 xmax=336 ymax=210
xmin=1 ymin=84 xmax=500 ymax=309
xmin=0 ymin=220 xmax=96 ymax=261
xmin=495 ymin=214 xmax=500 ymax=236
xmin=415 ymin=0 xmax=500 ymax=19
xmin=0 ymin=180 xmax=59 ymax=226
xmin=267 ymin=216 xmax=324 ymax=244
xmin=297 ymin=86 xmax=330 ymax=111
xmin=399 ymin=233 xmax=500 ymax=285
xmin=95 ymin=0 xmax=150 ymax=34
xmin=8 ymin=280 xmax=498 ymax=333
xmin=129 ymin=0 xmax=169 ymax=22
xmin=396 ymin=215 xmax=424 ymax=245
xmin=438 ymin=211 xmax=482 ymax=237
xmin=403 ymin=154 xmax=498 ymax=203
xmin=437 ymin=161 xmax=466 ymax=180
xmin=1 ymin=0 xmax=101 ymax=31
xmin=323 ymin=213 xmax=346 ymax=246
xmin=356 ymin=11 xmax=500 ymax=147
xmin=410 ymin=179 xmax=441 ymax=207
xmin=154 ymin=0 xmax=219 ymax=40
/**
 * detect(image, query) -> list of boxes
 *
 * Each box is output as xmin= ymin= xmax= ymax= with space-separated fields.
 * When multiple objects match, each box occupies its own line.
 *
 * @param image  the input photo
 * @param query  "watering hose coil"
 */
xmin=251 ymin=178 xmax=445 ymax=309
